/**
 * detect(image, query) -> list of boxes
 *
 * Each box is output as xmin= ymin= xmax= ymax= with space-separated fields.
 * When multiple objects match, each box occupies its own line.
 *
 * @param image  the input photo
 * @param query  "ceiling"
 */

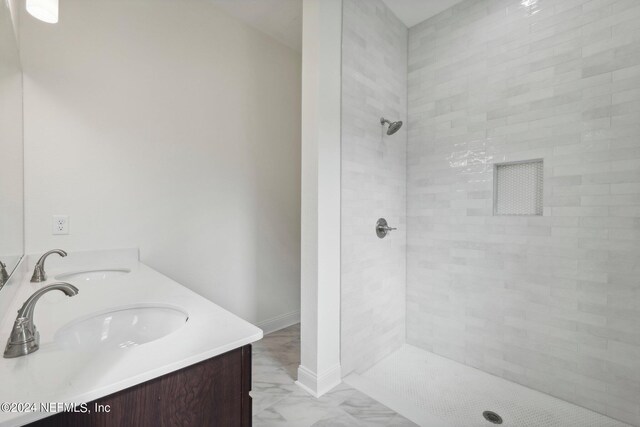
xmin=211 ymin=0 xmax=303 ymax=52
xmin=382 ymin=0 xmax=467 ymax=28
xmin=210 ymin=0 xmax=467 ymax=53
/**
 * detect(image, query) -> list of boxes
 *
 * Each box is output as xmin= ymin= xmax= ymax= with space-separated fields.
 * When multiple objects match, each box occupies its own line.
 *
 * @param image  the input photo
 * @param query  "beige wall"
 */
xmin=20 ymin=0 xmax=301 ymax=327
xmin=0 ymin=0 xmax=23 ymax=275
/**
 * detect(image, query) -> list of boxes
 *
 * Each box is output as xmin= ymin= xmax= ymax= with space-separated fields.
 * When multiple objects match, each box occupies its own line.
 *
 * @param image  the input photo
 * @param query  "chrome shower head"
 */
xmin=380 ymin=117 xmax=403 ymax=135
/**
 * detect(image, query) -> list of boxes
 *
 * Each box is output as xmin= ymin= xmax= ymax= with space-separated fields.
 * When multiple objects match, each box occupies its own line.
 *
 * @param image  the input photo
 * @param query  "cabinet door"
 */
xmin=31 ymin=345 xmax=252 ymax=427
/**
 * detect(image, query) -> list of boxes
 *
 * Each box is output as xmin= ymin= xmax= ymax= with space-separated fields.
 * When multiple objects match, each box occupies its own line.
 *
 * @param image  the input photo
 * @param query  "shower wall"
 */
xmin=407 ymin=0 xmax=640 ymax=424
xmin=341 ymin=0 xmax=407 ymax=375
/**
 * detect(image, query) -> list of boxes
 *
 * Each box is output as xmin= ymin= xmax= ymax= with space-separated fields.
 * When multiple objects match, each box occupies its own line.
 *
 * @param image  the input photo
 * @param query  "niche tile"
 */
xmin=494 ymin=160 xmax=543 ymax=216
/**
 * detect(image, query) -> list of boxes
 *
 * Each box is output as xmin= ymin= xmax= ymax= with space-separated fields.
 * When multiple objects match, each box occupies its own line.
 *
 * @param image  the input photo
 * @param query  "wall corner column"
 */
xmin=297 ymin=0 xmax=342 ymax=398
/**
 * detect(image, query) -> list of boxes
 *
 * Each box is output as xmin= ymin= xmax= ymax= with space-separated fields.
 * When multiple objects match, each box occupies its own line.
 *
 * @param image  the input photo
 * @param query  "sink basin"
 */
xmin=55 ymin=305 xmax=188 ymax=351
xmin=55 ymin=269 xmax=131 ymax=282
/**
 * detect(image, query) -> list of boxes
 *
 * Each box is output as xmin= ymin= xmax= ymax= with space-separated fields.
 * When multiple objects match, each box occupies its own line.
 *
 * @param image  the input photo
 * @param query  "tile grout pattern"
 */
xmin=406 ymin=0 xmax=640 ymax=425
xmin=348 ymin=344 xmax=630 ymax=427
xmin=251 ymin=324 xmax=417 ymax=426
xmin=341 ymin=0 xmax=408 ymax=377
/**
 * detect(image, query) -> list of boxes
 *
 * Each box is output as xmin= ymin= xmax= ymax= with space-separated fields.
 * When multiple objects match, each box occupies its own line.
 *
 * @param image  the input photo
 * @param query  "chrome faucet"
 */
xmin=4 ymin=282 xmax=79 ymax=358
xmin=30 ymin=249 xmax=67 ymax=283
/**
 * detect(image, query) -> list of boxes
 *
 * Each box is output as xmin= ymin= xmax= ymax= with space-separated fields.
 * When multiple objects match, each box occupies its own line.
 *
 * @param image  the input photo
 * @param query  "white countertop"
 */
xmin=0 ymin=249 xmax=263 ymax=426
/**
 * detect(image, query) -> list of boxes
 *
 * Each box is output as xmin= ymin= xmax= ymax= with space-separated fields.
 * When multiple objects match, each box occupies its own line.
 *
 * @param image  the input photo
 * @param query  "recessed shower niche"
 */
xmin=493 ymin=160 xmax=544 ymax=216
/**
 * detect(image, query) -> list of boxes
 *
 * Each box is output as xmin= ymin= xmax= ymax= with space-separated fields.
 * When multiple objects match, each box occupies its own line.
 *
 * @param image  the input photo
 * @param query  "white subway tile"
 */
xmin=407 ymin=0 xmax=640 ymax=422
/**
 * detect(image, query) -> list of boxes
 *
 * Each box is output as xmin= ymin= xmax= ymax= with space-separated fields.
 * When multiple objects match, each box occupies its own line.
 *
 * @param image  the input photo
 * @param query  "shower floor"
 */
xmin=344 ymin=345 xmax=629 ymax=427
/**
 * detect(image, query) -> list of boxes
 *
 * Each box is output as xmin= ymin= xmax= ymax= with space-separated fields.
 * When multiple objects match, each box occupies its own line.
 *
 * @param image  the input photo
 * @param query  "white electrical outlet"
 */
xmin=52 ymin=215 xmax=69 ymax=235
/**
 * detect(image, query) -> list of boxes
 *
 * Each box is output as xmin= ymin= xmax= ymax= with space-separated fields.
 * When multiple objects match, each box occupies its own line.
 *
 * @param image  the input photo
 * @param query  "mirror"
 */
xmin=0 ymin=0 xmax=24 ymax=287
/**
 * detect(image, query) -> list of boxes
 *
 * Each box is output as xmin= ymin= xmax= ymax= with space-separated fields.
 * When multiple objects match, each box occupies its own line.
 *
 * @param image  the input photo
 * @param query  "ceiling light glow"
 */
xmin=26 ymin=0 xmax=58 ymax=24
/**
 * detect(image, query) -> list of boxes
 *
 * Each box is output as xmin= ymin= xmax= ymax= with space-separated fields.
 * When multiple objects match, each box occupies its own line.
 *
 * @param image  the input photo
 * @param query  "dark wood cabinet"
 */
xmin=31 ymin=345 xmax=252 ymax=427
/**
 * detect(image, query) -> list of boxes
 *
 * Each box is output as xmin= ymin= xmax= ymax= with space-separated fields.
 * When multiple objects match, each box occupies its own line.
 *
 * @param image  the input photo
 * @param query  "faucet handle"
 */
xmin=375 ymin=218 xmax=397 ymax=239
xmin=0 ymin=261 xmax=9 ymax=287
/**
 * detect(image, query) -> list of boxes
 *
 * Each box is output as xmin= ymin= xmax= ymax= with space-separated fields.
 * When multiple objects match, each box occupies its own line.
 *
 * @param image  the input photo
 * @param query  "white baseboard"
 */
xmin=256 ymin=310 xmax=300 ymax=335
xmin=296 ymin=364 xmax=342 ymax=398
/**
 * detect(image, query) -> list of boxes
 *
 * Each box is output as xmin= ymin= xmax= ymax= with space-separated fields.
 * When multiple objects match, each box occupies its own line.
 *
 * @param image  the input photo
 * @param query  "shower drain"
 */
xmin=483 ymin=411 xmax=503 ymax=424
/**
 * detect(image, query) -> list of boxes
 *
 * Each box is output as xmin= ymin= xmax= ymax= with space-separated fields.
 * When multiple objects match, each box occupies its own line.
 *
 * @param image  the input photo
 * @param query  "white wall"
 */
xmin=6 ymin=0 xmax=20 ymax=42
xmin=341 ymin=0 xmax=407 ymax=376
xmin=407 ymin=0 xmax=640 ymax=424
xmin=297 ymin=0 xmax=342 ymax=398
xmin=20 ymin=0 xmax=301 ymax=327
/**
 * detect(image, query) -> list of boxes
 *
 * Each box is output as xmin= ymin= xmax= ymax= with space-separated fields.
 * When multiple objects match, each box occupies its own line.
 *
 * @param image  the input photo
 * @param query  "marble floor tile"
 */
xmin=339 ymin=394 xmax=404 ymax=425
xmin=252 ymin=324 xmax=416 ymax=427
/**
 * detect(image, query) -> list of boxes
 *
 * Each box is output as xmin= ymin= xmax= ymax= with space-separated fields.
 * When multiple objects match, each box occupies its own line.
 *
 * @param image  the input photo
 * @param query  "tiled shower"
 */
xmin=341 ymin=0 xmax=408 ymax=376
xmin=341 ymin=0 xmax=640 ymax=425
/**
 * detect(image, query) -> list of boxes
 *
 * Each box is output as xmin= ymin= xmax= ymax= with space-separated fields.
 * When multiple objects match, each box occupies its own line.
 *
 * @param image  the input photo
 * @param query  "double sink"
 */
xmin=4 ymin=254 xmax=189 ymax=358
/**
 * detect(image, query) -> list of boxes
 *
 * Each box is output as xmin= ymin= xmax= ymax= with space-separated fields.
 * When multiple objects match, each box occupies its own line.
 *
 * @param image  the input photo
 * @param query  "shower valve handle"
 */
xmin=375 ymin=218 xmax=396 ymax=239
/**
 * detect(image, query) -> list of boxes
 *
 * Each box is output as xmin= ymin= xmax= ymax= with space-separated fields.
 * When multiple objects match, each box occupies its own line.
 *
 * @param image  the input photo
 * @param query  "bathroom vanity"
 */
xmin=31 ymin=345 xmax=253 ymax=427
xmin=0 ymin=249 xmax=263 ymax=427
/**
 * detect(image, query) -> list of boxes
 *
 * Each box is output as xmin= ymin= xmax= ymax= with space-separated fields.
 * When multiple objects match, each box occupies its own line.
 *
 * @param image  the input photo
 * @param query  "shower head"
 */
xmin=380 ymin=117 xmax=403 ymax=135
